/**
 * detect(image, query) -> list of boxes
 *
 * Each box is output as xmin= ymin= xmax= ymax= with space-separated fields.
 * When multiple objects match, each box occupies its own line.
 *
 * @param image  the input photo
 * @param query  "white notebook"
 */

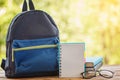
xmin=59 ymin=43 xmax=85 ymax=77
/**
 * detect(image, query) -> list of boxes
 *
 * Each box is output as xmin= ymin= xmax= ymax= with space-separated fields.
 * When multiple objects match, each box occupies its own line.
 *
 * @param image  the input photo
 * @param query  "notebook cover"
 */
xmin=59 ymin=43 xmax=85 ymax=77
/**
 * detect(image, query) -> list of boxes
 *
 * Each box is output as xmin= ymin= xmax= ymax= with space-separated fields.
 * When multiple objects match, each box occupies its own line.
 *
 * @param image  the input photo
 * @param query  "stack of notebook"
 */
xmin=85 ymin=57 xmax=103 ymax=71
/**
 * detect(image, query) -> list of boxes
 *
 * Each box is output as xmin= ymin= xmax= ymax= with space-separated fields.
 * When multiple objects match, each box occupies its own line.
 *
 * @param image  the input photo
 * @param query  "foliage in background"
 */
xmin=0 ymin=0 xmax=120 ymax=65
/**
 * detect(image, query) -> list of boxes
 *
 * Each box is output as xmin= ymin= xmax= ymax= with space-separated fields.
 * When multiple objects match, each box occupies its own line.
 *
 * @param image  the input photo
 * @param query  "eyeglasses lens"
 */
xmin=99 ymin=70 xmax=114 ymax=78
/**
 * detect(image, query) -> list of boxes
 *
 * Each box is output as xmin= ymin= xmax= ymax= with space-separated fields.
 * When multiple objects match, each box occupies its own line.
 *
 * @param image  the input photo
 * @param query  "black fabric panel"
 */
xmin=10 ymin=11 xmax=58 ymax=40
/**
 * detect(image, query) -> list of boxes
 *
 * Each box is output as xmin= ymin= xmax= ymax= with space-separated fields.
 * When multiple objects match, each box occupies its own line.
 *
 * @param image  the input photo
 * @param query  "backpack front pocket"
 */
xmin=12 ymin=37 xmax=59 ymax=75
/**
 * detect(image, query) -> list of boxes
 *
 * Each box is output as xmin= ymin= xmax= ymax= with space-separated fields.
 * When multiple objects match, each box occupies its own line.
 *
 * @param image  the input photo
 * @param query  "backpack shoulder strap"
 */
xmin=22 ymin=0 xmax=35 ymax=12
xmin=1 ymin=59 xmax=5 ymax=70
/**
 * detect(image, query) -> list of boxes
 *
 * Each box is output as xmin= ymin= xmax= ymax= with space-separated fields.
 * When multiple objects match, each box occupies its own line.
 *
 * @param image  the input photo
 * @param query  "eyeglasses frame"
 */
xmin=81 ymin=69 xmax=114 ymax=79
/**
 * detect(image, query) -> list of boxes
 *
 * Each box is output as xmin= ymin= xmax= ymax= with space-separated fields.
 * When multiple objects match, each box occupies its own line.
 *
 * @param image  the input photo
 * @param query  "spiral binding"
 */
xmin=58 ymin=44 xmax=62 ymax=77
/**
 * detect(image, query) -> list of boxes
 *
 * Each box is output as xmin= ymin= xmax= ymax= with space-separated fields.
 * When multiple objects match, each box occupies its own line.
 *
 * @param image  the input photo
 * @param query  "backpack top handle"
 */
xmin=22 ymin=0 xmax=35 ymax=12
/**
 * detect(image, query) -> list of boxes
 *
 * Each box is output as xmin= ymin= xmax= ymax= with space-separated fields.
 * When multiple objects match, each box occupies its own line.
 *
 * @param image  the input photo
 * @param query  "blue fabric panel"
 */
xmin=12 ymin=37 xmax=59 ymax=75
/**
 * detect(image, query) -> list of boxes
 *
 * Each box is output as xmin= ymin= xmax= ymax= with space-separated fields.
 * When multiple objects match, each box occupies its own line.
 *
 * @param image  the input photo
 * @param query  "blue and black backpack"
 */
xmin=1 ymin=0 xmax=59 ymax=78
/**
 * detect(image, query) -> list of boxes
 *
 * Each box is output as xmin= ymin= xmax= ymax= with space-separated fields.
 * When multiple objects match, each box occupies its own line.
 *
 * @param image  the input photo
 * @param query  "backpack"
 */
xmin=1 ymin=0 xmax=59 ymax=78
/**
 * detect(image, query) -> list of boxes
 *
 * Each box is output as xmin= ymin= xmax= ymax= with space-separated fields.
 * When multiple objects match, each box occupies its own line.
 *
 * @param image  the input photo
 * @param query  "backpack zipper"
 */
xmin=12 ymin=44 xmax=57 ymax=62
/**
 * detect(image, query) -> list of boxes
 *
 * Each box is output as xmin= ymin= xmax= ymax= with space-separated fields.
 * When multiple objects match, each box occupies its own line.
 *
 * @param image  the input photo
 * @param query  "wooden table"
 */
xmin=0 ymin=65 xmax=120 ymax=80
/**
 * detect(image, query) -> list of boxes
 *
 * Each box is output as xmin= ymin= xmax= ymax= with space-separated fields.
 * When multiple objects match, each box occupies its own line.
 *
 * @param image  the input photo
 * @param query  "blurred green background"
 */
xmin=0 ymin=0 xmax=120 ymax=65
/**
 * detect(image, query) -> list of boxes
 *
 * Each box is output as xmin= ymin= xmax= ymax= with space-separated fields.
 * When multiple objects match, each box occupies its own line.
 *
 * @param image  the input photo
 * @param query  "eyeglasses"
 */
xmin=81 ymin=70 xmax=114 ymax=79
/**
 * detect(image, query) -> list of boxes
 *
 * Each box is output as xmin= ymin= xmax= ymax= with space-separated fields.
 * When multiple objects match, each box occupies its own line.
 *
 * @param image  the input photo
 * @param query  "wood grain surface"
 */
xmin=0 ymin=65 xmax=120 ymax=80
